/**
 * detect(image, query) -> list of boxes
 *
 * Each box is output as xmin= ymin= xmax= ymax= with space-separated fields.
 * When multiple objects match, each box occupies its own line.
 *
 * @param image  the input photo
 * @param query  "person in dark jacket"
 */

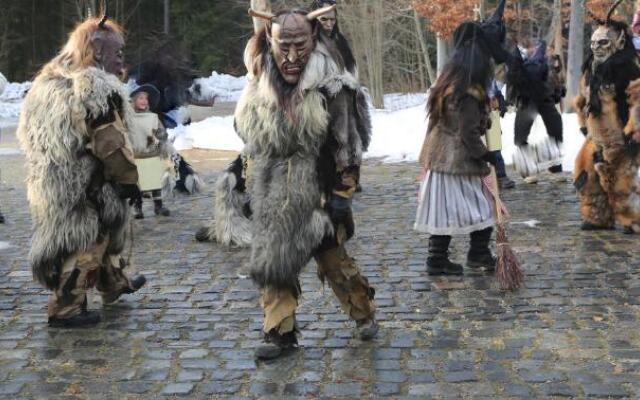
xmin=509 ymin=40 xmax=564 ymax=183
xmin=416 ymin=2 xmax=509 ymax=276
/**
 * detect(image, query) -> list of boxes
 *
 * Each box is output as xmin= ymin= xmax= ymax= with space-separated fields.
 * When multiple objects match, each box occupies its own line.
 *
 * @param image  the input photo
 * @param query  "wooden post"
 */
xmin=565 ymin=0 xmax=584 ymax=112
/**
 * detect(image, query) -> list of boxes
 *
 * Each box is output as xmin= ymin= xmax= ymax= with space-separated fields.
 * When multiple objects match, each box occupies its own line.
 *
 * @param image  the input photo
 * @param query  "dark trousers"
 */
xmin=514 ymin=100 xmax=563 ymax=146
xmin=491 ymin=151 xmax=507 ymax=178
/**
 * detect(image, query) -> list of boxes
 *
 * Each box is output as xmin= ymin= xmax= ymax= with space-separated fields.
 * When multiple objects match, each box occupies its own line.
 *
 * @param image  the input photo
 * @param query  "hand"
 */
xmin=328 ymin=195 xmax=354 ymax=240
xmin=482 ymin=152 xmax=499 ymax=167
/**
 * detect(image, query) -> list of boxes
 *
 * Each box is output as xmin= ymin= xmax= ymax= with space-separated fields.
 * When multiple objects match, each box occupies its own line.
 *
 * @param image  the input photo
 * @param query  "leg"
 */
xmin=152 ymin=189 xmax=170 ymax=216
xmin=537 ymin=100 xmax=564 ymax=172
xmin=315 ymin=245 xmax=377 ymax=339
xmin=256 ymin=286 xmax=299 ymax=360
xmin=574 ymin=140 xmax=615 ymax=229
xmin=493 ymin=151 xmax=515 ymax=189
xmin=608 ymin=156 xmax=640 ymax=231
xmin=97 ymin=250 xmax=146 ymax=304
xmin=133 ymin=193 xmax=144 ymax=219
xmin=426 ymin=235 xmax=463 ymax=276
xmin=467 ymin=227 xmax=496 ymax=271
xmin=48 ymin=241 xmax=109 ymax=326
xmin=513 ymin=104 xmax=536 ymax=146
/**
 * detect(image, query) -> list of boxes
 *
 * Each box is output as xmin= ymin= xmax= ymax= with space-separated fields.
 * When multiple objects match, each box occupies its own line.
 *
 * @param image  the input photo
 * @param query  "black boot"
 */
xmin=580 ymin=222 xmax=614 ymax=231
xmin=427 ymin=235 xmax=463 ymax=276
xmin=255 ymin=329 xmax=298 ymax=360
xmin=133 ymin=198 xmax=144 ymax=220
xmin=0 ymin=211 xmax=4 ymax=224
xmin=195 ymin=227 xmax=213 ymax=242
xmin=498 ymin=176 xmax=516 ymax=190
xmin=548 ymin=164 xmax=563 ymax=174
xmin=467 ymin=227 xmax=496 ymax=271
xmin=48 ymin=311 xmax=101 ymax=328
xmin=153 ymin=199 xmax=170 ymax=217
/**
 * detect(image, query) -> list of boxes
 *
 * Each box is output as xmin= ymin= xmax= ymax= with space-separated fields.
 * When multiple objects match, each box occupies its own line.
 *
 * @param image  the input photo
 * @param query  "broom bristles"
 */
xmin=495 ymin=225 xmax=524 ymax=290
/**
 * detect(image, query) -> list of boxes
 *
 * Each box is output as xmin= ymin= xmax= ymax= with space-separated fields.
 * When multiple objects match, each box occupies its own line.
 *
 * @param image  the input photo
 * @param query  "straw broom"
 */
xmin=485 ymin=167 xmax=524 ymax=290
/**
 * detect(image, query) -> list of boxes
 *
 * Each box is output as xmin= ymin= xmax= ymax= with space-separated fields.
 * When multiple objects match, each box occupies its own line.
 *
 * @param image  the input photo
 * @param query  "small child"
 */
xmin=129 ymin=84 xmax=173 ymax=218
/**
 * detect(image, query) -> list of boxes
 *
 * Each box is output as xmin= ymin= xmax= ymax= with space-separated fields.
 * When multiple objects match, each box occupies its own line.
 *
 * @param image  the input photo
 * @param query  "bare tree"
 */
xmin=565 ymin=0 xmax=584 ymax=112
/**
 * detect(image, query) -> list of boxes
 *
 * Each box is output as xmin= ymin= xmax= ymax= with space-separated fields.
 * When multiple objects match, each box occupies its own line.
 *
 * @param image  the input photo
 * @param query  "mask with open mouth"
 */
xmin=268 ymin=13 xmax=315 ymax=85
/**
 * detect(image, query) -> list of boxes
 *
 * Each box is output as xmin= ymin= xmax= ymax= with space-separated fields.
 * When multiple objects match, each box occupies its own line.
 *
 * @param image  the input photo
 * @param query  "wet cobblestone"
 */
xmin=1 ymin=157 xmax=640 ymax=398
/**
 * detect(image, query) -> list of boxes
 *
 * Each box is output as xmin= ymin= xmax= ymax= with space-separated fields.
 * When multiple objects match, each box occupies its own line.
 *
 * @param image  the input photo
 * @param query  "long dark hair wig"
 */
xmin=427 ymin=23 xmax=493 ymax=128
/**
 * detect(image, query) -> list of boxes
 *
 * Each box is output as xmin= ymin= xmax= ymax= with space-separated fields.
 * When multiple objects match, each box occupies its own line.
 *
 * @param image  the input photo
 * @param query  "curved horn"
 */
xmin=98 ymin=0 xmax=108 ymax=27
xmin=307 ymin=4 xmax=337 ymax=21
xmin=487 ymin=0 xmax=506 ymax=23
xmin=249 ymin=8 xmax=275 ymax=21
xmin=607 ymin=0 xmax=625 ymax=23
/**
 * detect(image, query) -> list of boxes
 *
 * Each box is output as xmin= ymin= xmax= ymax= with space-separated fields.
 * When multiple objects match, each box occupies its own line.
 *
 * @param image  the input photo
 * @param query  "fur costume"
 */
xmin=574 ymin=20 xmax=640 ymax=231
xmin=236 ymin=41 xmax=365 ymax=290
xmin=17 ymin=67 xmax=134 ymax=289
xmin=201 ymin=40 xmax=371 ymax=250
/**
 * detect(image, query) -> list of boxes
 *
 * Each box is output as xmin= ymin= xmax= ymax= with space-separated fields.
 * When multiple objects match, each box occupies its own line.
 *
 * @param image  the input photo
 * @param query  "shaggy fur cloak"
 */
xmin=236 ymin=42 xmax=365 ymax=290
xmin=17 ymin=67 xmax=134 ymax=289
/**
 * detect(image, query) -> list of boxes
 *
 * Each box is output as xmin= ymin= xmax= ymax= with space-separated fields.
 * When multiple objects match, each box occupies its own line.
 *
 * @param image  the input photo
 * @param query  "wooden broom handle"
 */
xmin=490 ymin=166 xmax=504 ymax=225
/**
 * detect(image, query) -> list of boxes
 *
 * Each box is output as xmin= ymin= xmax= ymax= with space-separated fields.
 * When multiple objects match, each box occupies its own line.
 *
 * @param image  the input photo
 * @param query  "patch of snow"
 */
xmin=0 ymin=78 xmax=31 ymax=120
xmin=512 ymin=220 xmax=542 ymax=228
xmin=0 ymin=242 xmax=12 ymax=251
xmin=383 ymin=93 xmax=427 ymax=111
xmin=189 ymin=72 xmax=248 ymax=103
xmin=169 ymin=115 xmax=243 ymax=152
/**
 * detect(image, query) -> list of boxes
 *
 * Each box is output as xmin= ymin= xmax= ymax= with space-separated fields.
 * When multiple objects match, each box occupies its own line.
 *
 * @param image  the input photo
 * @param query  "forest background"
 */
xmin=0 ymin=0 xmax=633 ymax=109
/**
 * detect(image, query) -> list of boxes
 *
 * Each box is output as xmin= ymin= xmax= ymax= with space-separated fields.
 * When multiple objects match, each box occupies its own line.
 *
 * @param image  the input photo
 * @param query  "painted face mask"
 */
xmin=269 ymin=13 xmax=315 ymax=85
xmin=317 ymin=10 xmax=336 ymax=34
xmin=591 ymin=26 xmax=624 ymax=66
xmin=93 ymin=31 xmax=125 ymax=76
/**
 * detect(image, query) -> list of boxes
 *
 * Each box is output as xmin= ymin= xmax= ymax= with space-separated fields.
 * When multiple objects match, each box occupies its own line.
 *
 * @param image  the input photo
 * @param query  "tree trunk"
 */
xmin=565 ymin=0 xmax=584 ymax=112
xmin=413 ymin=10 xmax=435 ymax=86
xmin=163 ymin=0 xmax=170 ymax=34
xmin=436 ymin=36 xmax=449 ymax=76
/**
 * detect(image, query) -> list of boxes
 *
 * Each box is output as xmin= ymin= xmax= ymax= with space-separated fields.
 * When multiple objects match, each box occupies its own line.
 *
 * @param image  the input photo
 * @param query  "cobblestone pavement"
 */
xmin=1 ymin=154 xmax=640 ymax=399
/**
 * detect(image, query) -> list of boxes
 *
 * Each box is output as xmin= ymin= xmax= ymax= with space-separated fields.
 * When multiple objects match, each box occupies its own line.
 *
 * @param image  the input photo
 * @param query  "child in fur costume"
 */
xmin=416 ymin=2 xmax=509 ymax=276
xmin=129 ymin=84 xmax=172 ymax=218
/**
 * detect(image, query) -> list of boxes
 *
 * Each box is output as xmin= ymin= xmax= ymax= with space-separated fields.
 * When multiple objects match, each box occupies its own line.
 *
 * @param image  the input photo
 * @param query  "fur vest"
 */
xmin=419 ymin=86 xmax=491 ymax=176
xmin=235 ymin=42 xmax=365 ymax=290
xmin=17 ymin=66 xmax=133 ymax=289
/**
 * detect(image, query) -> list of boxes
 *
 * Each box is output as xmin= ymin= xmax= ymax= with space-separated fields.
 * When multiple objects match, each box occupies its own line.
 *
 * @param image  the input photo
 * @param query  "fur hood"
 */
xmin=17 ymin=67 xmax=132 ymax=289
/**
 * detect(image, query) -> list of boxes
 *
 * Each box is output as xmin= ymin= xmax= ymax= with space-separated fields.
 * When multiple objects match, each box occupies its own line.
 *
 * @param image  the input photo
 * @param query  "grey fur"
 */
xmin=17 ymin=67 xmax=132 ymax=289
xmin=208 ymin=170 xmax=252 ymax=247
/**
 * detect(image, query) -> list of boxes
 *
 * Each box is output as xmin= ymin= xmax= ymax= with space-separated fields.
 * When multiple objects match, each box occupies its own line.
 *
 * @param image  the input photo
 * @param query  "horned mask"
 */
xmin=590 ymin=0 xmax=626 ymax=66
xmin=249 ymin=5 xmax=336 ymax=84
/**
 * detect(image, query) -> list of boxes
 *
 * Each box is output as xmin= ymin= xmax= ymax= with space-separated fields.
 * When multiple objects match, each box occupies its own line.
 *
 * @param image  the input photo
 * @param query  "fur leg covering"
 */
xmin=211 ymin=169 xmax=253 ymax=247
xmin=574 ymin=140 xmax=615 ymax=227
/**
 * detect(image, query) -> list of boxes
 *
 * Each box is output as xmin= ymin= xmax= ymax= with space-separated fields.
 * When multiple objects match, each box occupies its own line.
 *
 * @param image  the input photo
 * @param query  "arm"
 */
xmin=458 ymin=95 xmax=490 ymax=161
xmin=88 ymin=93 xmax=139 ymax=196
xmin=327 ymin=90 xmax=359 ymax=200
xmin=574 ymin=77 xmax=588 ymax=136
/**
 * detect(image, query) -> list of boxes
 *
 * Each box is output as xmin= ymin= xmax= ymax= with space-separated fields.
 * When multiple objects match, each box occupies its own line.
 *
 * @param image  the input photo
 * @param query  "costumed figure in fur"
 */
xmin=416 ymin=0 xmax=509 ymax=276
xmin=240 ymin=3 xmax=377 ymax=360
xmin=508 ymin=39 xmax=564 ymax=183
xmin=17 ymin=14 xmax=147 ymax=327
xmin=194 ymin=154 xmax=253 ymax=247
xmin=310 ymin=0 xmax=372 ymax=192
xmin=574 ymin=1 xmax=640 ymax=234
xmin=128 ymin=84 xmax=175 ymax=218
xmin=195 ymin=0 xmax=371 ymax=248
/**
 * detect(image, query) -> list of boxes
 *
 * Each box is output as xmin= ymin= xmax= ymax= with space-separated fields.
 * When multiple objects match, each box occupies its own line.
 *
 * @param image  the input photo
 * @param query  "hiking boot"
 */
xmin=356 ymin=318 xmax=379 ymax=341
xmin=154 ymin=200 xmax=170 ymax=217
xmin=48 ymin=311 xmax=101 ymax=328
xmin=255 ymin=329 xmax=298 ymax=360
xmin=623 ymin=226 xmax=636 ymax=235
xmin=467 ymin=227 xmax=496 ymax=271
xmin=195 ymin=227 xmax=213 ymax=242
xmin=133 ymin=203 xmax=144 ymax=219
xmin=427 ymin=235 xmax=463 ymax=276
xmin=548 ymin=164 xmax=563 ymax=174
xmin=498 ymin=176 xmax=515 ymax=190
xmin=102 ymin=275 xmax=147 ymax=304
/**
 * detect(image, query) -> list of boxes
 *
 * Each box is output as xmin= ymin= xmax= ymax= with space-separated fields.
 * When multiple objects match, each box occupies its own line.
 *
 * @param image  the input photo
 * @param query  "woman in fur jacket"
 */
xmin=415 ymin=9 xmax=509 ymax=276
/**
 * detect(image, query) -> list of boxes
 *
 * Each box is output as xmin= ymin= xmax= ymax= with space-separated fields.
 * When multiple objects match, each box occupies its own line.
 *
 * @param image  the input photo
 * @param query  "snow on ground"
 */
xmin=189 ymin=72 xmax=248 ymax=103
xmin=0 ymin=80 xmax=31 ymax=120
xmin=171 ymin=92 xmax=584 ymax=170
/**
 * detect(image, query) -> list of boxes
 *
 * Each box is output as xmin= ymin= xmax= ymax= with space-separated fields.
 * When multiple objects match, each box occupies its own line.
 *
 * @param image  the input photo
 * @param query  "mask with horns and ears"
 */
xmin=589 ymin=0 xmax=627 ymax=67
xmin=248 ymin=5 xmax=336 ymax=84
